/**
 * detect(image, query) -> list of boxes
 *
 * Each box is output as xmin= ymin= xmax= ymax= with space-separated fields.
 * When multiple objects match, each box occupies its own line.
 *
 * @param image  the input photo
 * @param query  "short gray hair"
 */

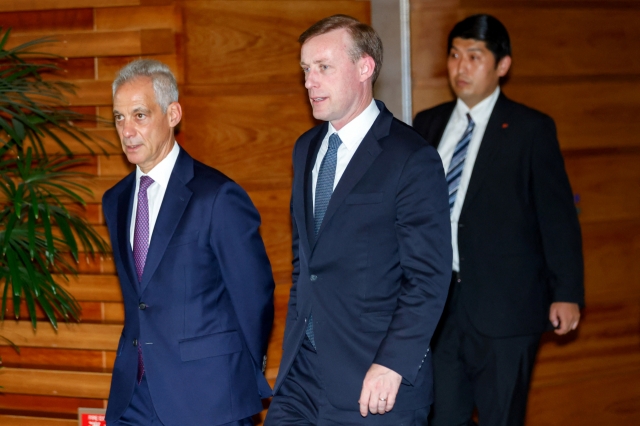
xmin=112 ymin=59 xmax=178 ymax=113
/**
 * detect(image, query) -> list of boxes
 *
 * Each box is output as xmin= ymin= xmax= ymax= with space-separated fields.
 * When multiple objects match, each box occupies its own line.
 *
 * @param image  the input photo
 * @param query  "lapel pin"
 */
xmin=502 ymin=123 xmax=509 ymax=129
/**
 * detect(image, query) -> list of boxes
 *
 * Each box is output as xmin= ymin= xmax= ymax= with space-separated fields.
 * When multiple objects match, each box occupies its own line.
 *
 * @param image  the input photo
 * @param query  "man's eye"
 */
xmin=137 ymin=114 xmax=145 ymax=119
xmin=302 ymin=67 xmax=309 ymax=73
xmin=320 ymin=65 xmax=328 ymax=71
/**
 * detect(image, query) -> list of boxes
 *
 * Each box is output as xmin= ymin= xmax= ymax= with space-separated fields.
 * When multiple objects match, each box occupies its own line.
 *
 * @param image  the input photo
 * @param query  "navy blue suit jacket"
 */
xmin=274 ymin=101 xmax=452 ymax=411
xmin=103 ymin=148 xmax=274 ymax=425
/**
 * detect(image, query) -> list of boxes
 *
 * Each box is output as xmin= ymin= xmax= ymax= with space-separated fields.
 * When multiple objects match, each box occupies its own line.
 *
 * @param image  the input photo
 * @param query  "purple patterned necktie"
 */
xmin=133 ymin=175 xmax=154 ymax=282
xmin=133 ymin=175 xmax=153 ymax=384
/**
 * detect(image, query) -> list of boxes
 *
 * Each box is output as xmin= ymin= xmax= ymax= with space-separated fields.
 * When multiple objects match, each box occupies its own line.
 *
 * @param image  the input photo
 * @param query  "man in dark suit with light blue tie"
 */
xmin=413 ymin=15 xmax=584 ymax=426
xmin=103 ymin=59 xmax=275 ymax=426
xmin=265 ymin=15 xmax=452 ymax=425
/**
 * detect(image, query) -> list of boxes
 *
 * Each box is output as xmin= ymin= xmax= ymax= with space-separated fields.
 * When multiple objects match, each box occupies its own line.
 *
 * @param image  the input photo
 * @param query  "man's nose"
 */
xmin=121 ymin=120 xmax=136 ymax=138
xmin=304 ymin=71 xmax=317 ymax=89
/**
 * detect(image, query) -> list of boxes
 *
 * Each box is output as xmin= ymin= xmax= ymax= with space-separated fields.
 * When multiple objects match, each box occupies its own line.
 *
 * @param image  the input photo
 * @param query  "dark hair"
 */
xmin=447 ymin=14 xmax=511 ymax=64
xmin=299 ymin=14 xmax=383 ymax=84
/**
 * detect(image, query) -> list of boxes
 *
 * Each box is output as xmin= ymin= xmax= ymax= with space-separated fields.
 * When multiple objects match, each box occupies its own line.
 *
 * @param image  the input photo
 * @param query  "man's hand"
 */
xmin=358 ymin=363 xmax=402 ymax=417
xmin=549 ymin=302 xmax=581 ymax=335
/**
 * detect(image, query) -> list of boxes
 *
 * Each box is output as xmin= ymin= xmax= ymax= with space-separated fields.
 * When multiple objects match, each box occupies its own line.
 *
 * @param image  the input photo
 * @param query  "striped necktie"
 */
xmin=306 ymin=132 xmax=342 ymax=349
xmin=446 ymin=113 xmax=475 ymax=214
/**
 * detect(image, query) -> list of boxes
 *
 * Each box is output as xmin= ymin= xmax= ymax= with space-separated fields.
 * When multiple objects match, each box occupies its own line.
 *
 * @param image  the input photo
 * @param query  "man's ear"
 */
xmin=167 ymin=102 xmax=183 ymax=128
xmin=497 ymin=55 xmax=512 ymax=77
xmin=358 ymin=55 xmax=376 ymax=83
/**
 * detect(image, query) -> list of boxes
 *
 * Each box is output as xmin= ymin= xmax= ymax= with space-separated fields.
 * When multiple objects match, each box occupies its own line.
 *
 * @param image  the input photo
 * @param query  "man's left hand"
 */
xmin=549 ymin=302 xmax=581 ymax=335
xmin=358 ymin=363 xmax=402 ymax=417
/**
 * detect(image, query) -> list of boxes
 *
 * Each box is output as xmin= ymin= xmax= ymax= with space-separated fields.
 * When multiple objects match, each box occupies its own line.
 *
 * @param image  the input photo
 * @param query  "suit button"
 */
xmin=310 ymin=275 xmax=318 ymax=281
xmin=139 ymin=303 xmax=146 ymax=310
xmin=133 ymin=339 xmax=138 ymax=346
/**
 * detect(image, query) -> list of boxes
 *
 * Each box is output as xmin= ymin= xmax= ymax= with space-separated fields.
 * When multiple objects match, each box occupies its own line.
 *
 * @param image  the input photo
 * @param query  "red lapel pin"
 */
xmin=502 ymin=123 xmax=509 ymax=129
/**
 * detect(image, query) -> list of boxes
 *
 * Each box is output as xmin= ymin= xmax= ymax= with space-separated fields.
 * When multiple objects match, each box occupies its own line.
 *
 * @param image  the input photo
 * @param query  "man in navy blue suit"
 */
xmin=265 ymin=15 xmax=452 ymax=425
xmin=103 ymin=59 xmax=274 ymax=426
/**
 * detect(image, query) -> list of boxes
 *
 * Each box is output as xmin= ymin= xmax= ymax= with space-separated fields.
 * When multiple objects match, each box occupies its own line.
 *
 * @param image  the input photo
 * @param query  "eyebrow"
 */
xmin=300 ymin=58 xmax=329 ymax=66
xmin=112 ymin=106 xmax=151 ymax=115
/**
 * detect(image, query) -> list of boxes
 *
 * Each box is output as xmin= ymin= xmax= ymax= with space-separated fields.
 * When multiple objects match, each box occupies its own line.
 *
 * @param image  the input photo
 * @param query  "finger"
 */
xmin=359 ymin=387 xmax=370 ymax=417
xmin=369 ymin=391 xmax=381 ymax=414
xmin=385 ymin=389 xmax=398 ymax=412
xmin=376 ymin=395 xmax=387 ymax=414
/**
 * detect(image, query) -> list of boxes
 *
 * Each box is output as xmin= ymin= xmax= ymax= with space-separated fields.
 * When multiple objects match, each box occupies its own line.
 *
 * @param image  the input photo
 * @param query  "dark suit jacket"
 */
xmin=103 ymin=148 xmax=274 ymax=425
xmin=274 ymin=101 xmax=452 ymax=411
xmin=413 ymin=93 xmax=584 ymax=338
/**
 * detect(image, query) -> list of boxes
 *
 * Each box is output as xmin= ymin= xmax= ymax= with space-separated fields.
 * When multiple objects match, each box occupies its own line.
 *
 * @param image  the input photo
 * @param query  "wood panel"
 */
xmin=533 ymin=301 xmax=640 ymax=388
xmin=0 ymin=322 xmax=121 ymax=350
xmin=1 ymin=0 xmax=172 ymax=12
xmin=565 ymin=150 xmax=640 ymax=223
xmin=181 ymin=91 xmax=312 ymax=183
xmin=461 ymin=8 xmax=640 ymax=78
xmin=182 ymin=1 xmax=370 ymax=85
xmin=413 ymin=77 xmax=640 ymax=151
xmin=1 ymin=368 xmax=111 ymax=399
xmin=0 ymin=394 xmax=105 ymax=417
xmin=0 ymin=416 xmax=76 ymax=426
xmin=6 ymin=29 xmax=175 ymax=58
xmin=527 ymin=368 xmax=640 ymax=425
xmin=0 ymin=347 xmax=112 ymax=372
xmin=581 ymin=220 xmax=640 ymax=305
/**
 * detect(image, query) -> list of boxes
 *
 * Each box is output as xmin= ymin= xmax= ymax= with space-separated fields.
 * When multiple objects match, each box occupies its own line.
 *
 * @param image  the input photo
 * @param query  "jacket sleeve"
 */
xmin=208 ymin=182 xmax=275 ymax=375
xmin=530 ymin=115 xmax=584 ymax=306
xmin=373 ymin=145 xmax=452 ymax=385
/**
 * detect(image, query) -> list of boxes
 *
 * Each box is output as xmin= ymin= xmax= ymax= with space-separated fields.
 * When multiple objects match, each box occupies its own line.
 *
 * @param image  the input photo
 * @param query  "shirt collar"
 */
xmin=327 ymin=99 xmax=380 ymax=151
xmin=454 ymin=86 xmax=501 ymax=125
xmin=135 ymin=142 xmax=180 ymax=188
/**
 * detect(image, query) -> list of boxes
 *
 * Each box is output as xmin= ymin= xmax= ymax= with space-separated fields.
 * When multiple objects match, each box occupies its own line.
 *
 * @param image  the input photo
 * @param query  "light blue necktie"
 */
xmin=446 ymin=113 xmax=475 ymax=215
xmin=307 ymin=132 xmax=342 ymax=348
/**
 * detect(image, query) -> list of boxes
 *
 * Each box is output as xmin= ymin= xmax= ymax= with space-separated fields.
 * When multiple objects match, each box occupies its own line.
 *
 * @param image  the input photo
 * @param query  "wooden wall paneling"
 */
xmin=1 ymin=0 xmax=173 ymax=13
xmin=246 ymin=188 xmax=294 ymax=285
xmin=181 ymin=0 xmax=370 ymax=85
xmin=5 ymin=29 xmax=175 ymax=58
xmin=581 ymin=220 xmax=640 ymax=305
xmin=1 ymin=368 xmax=111 ymax=399
xmin=95 ymin=5 xmax=182 ymax=32
xmin=458 ymin=7 xmax=640 ymax=78
xmin=564 ymin=150 xmax=640 ymax=223
xmin=0 ymin=322 xmax=121 ymax=351
xmin=0 ymin=394 xmax=105 ymax=417
xmin=180 ymin=92 xmax=313 ymax=184
xmin=0 ymin=415 xmax=76 ymax=426
xmin=527 ymin=369 xmax=640 ymax=425
xmin=533 ymin=301 xmax=640 ymax=387
xmin=503 ymin=79 xmax=640 ymax=151
xmin=0 ymin=9 xmax=94 ymax=33
xmin=0 ymin=347 xmax=112 ymax=372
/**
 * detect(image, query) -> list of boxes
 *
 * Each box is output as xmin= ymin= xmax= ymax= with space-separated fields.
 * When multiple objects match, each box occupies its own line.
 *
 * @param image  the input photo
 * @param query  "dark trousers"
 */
xmin=430 ymin=274 xmax=541 ymax=426
xmin=109 ymin=373 xmax=254 ymax=426
xmin=265 ymin=337 xmax=429 ymax=426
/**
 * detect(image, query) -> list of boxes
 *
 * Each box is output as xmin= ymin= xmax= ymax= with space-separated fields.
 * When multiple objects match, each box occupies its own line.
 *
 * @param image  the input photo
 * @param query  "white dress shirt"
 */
xmin=130 ymin=142 xmax=181 ymax=248
xmin=312 ymin=99 xmax=380 ymax=212
xmin=438 ymin=86 xmax=501 ymax=271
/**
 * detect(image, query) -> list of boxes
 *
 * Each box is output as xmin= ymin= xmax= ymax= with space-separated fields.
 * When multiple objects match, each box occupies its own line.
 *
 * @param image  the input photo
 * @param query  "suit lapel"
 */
xmin=139 ymin=149 xmax=194 ymax=293
xmin=461 ymin=93 xmax=512 ymax=213
xmin=115 ymin=173 xmax=138 ymax=294
xmin=302 ymin=125 xmax=326 ymax=249
xmin=312 ymin=102 xmax=389 ymax=247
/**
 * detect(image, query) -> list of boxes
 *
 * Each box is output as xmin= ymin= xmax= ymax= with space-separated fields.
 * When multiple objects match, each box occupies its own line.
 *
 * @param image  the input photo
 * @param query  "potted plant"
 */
xmin=0 ymin=26 xmax=109 ymax=342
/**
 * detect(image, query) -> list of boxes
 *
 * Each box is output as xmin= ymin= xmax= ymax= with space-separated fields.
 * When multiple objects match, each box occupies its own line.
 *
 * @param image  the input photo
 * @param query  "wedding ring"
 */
xmin=379 ymin=397 xmax=387 ymax=402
